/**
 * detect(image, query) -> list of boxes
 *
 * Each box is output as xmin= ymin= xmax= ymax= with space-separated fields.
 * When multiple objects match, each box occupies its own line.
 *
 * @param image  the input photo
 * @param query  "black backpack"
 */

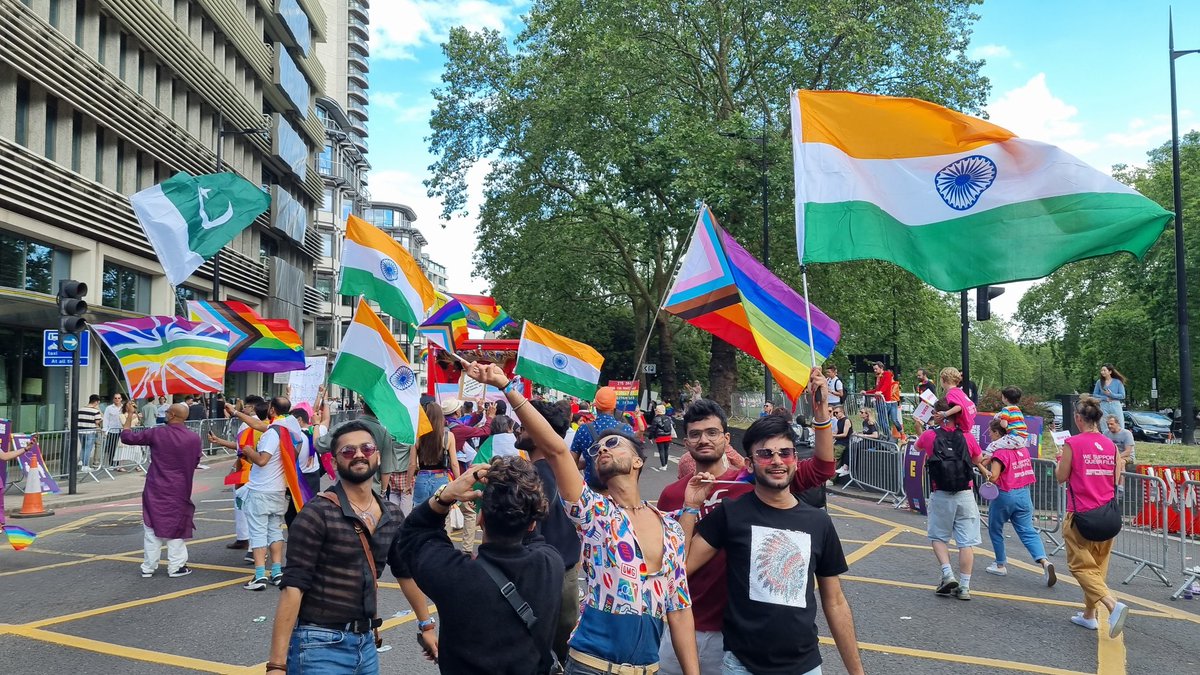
xmin=927 ymin=428 xmax=972 ymax=493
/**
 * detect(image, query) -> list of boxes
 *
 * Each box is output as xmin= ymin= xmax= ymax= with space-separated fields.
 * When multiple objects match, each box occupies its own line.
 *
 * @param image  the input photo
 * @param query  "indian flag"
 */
xmin=515 ymin=321 xmax=603 ymax=401
xmin=330 ymin=299 xmax=431 ymax=444
xmin=339 ymin=215 xmax=436 ymax=326
xmin=790 ymin=90 xmax=1173 ymax=292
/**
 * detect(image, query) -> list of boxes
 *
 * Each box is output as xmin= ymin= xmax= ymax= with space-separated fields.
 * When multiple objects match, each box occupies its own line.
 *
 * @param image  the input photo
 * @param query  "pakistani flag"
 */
xmin=130 ymin=172 xmax=270 ymax=286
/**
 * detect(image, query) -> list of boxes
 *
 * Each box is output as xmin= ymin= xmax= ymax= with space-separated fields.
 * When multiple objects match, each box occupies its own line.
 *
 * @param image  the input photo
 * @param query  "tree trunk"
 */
xmin=657 ymin=313 xmax=678 ymax=406
xmin=708 ymin=335 xmax=737 ymax=413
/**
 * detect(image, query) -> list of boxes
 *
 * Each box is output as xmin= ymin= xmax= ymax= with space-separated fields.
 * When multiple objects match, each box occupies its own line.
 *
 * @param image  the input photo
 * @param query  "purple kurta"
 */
xmin=121 ymin=424 xmax=202 ymax=539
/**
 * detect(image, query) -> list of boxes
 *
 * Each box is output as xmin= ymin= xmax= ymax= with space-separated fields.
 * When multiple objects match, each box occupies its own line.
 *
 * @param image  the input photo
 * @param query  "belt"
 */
xmin=417 ymin=469 xmax=447 ymax=474
xmin=568 ymin=649 xmax=659 ymax=674
xmin=304 ymin=618 xmax=381 ymax=634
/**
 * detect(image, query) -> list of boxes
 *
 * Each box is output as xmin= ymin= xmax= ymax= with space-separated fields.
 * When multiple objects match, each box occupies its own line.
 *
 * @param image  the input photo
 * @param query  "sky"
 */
xmin=365 ymin=0 xmax=1200 ymax=320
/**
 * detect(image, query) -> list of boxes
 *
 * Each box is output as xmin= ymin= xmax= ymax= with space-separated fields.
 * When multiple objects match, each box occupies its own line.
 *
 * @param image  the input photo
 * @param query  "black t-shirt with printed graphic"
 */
xmin=696 ymin=492 xmax=848 ymax=674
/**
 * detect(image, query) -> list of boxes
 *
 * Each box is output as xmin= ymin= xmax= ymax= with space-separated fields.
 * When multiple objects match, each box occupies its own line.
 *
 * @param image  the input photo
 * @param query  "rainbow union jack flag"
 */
xmin=92 ymin=317 xmax=231 ymax=398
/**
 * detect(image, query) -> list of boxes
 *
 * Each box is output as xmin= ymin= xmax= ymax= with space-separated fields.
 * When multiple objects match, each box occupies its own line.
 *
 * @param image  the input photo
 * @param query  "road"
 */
xmin=1 ymin=450 xmax=1197 ymax=674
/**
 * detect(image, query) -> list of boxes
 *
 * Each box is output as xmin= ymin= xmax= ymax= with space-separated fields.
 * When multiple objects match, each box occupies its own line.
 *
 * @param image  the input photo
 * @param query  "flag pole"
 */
xmin=800 ymin=266 xmax=817 ymax=369
xmin=632 ymin=213 xmax=698 ymax=384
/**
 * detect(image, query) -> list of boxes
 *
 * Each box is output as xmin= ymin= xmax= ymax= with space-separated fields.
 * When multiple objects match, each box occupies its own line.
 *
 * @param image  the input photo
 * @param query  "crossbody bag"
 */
xmin=1066 ymin=448 xmax=1122 ymax=542
xmin=317 ymin=492 xmax=384 ymax=648
xmin=476 ymin=556 xmax=563 ymax=675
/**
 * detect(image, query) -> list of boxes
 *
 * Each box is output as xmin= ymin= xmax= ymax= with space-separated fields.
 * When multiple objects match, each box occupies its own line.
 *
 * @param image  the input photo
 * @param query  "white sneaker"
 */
xmin=985 ymin=563 xmax=1008 ymax=576
xmin=835 ymin=466 xmax=850 ymax=477
xmin=1071 ymin=612 xmax=1099 ymax=630
xmin=1108 ymin=602 xmax=1129 ymax=638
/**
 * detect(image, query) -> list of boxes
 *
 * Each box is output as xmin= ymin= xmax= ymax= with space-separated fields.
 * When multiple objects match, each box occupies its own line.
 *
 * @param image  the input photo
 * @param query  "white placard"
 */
xmin=919 ymin=388 xmax=938 ymax=406
xmin=912 ymin=401 xmax=935 ymax=424
xmin=288 ymin=356 xmax=327 ymax=408
xmin=1051 ymin=430 xmax=1072 ymax=447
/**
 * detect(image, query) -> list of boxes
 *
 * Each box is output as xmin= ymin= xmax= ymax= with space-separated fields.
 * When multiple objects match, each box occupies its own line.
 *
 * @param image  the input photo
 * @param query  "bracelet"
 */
xmin=418 ymin=618 xmax=437 ymax=631
xmin=512 ymin=399 xmax=529 ymax=413
xmin=265 ymin=662 xmax=287 ymax=673
xmin=503 ymin=379 xmax=518 ymax=394
xmin=680 ymin=506 xmax=701 ymax=516
xmin=811 ymin=418 xmax=833 ymax=430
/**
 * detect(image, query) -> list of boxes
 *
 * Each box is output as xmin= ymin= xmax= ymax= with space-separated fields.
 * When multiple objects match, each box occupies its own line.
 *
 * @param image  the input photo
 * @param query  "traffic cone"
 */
xmin=11 ymin=453 xmax=54 ymax=518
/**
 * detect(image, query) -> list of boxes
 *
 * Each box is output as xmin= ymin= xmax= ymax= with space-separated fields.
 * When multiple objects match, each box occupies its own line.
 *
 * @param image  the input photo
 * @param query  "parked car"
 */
xmin=1123 ymin=410 xmax=1173 ymax=442
xmin=1039 ymin=401 xmax=1063 ymax=431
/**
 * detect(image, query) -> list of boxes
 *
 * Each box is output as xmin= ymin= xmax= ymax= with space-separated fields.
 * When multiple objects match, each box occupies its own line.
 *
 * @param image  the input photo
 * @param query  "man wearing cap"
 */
xmin=570 ymin=386 xmax=634 ymax=490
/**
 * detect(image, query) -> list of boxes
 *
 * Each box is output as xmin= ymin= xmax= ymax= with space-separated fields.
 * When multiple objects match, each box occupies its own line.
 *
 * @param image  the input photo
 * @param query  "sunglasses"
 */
xmin=752 ymin=447 xmax=797 ymax=463
xmin=337 ymin=443 xmax=378 ymax=459
xmin=586 ymin=436 xmax=629 ymax=457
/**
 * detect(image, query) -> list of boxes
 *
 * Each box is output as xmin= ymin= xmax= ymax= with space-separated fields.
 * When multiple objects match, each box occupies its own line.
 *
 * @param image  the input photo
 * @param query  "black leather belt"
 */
xmin=304 ymin=618 xmax=381 ymax=634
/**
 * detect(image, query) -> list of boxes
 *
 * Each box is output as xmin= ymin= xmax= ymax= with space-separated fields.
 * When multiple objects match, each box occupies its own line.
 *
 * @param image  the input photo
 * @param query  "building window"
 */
xmin=0 ymin=232 xmax=66 ymax=294
xmin=321 ymin=188 xmax=333 ymax=213
xmin=318 ymin=143 xmax=333 ymax=175
xmin=15 ymin=77 xmax=29 ymax=147
xmin=45 ymin=95 xmax=59 ymax=162
xmin=174 ymin=285 xmax=206 ymax=310
xmin=319 ymin=231 xmax=333 ymax=257
xmin=98 ymin=15 xmax=107 ymax=65
xmin=259 ymin=236 xmax=279 ymax=261
xmin=115 ymin=141 xmax=125 ymax=193
xmin=49 ymin=0 xmax=61 ymax=28
xmin=74 ymin=1 xmax=85 ymax=47
xmin=315 ymin=321 xmax=331 ymax=348
xmin=102 ymin=261 xmax=151 ymax=313
xmin=71 ymin=111 xmax=83 ymax=172
xmin=314 ymin=273 xmax=332 ymax=300
xmin=341 ymin=201 xmax=352 ymax=225
xmin=95 ymin=127 xmax=105 ymax=183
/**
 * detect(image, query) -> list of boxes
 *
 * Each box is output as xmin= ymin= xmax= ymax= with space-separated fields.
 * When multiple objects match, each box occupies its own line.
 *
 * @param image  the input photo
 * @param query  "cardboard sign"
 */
xmin=12 ymin=434 xmax=61 ymax=494
xmin=609 ymin=380 xmax=640 ymax=413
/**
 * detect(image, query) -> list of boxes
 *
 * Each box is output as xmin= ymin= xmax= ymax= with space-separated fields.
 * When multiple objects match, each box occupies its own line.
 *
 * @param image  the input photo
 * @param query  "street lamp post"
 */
xmin=1170 ymin=11 xmax=1197 ymax=444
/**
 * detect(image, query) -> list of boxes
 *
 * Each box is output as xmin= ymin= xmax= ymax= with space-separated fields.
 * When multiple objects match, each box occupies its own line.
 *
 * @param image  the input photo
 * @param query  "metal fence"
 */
xmin=1170 ymin=479 xmax=1200 ymax=600
xmin=844 ymin=437 xmax=905 ymax=507
xmin=1113 ymin=471 xmax=1173 ymax=585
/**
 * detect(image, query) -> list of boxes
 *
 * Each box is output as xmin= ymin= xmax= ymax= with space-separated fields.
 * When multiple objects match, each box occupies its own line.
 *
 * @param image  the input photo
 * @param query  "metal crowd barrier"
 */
xmin=1112 ymin=470 xmax=1172 ymax=585
xmin=1170 ymin=479 xmax=1200 ymax=600
xmin=844 ymin=436 xmax=905 ymax=506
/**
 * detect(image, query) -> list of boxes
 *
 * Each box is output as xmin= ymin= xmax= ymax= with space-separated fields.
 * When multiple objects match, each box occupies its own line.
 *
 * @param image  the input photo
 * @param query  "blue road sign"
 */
xmin=44 ymin=329 xmax=90 ymax=367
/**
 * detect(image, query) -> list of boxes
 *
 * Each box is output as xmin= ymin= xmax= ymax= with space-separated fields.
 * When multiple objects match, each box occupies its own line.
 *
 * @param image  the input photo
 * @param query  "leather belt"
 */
xmin=304 ymin=618 xmax=380 ymax=634
xmin=568 ymin=649 xmax=659 ymax=674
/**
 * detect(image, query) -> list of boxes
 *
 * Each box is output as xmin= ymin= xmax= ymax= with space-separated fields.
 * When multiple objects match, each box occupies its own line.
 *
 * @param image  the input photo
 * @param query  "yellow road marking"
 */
xmin=829 ymin=497 xmax=1200 ymax=625
xmin=843 ymin=527 xmax=904 ymax=565
xmin=1096 ymin=605 xmax=1127 ymax=675
xmin=10 ymin=625 xmax=245 ymax=673
xmin=34 ymin=511 xmax=142 ymax=538
xmin=24 ymin=576 xmax=250 ymax=628
xmin=817 ymin=636 xmax=1090 ymax=675
xmin=0 ymin=554 xmax=121 ymax=577
xmin=194 ymin=517 xmax=235 ymax=524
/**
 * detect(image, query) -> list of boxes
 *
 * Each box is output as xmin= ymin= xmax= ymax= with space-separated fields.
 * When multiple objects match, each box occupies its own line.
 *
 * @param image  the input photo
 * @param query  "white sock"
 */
xmin=941 ymin=563 xmax=953 ymax=576
xmin=960 ymin=573 xmax=971 ymax=588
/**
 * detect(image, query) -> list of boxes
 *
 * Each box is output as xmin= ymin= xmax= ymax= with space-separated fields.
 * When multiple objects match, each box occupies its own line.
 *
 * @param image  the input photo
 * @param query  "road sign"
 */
xmin=642 ymin=363 xmax=657 ymax=374
xmin=61 ymin=333 xmax=79 ymax=351
xmin=44 ymin=329 xmax=90 ymax=367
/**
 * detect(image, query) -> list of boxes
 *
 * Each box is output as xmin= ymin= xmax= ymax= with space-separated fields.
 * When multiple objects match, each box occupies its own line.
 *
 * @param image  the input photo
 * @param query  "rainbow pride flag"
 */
xmin=272 ymin=421 xmax=314 ymax=511
xmin=3 ymin=525 xmax=37 ymax=551
xmin=664 ymin=206 xmax=839 ymax=400
xmin=419 ymin=297 xmax=470 ymax=352
xmin=451 ymin=294 xmax=516 ymax=331
xmin=91 ymin=317 xmax=231 ymax=398
xmin=187 ymin=300 xmax=305 ymax=373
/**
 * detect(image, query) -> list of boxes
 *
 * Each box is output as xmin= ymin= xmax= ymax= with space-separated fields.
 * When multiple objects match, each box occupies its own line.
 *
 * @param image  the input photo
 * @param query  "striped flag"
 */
xmin=91 ymin=316 xmax=231 ymax=398
xmin=340 ymin=215 xmax=436 ymax=327
xmin=186 ymin=300 xmax=305 ymax=373
xmin=790 ymin=90 xmax=1172 ymax=291
xmin=330 ymin=299 xmax=430 ymax=444
xmin=515 ymin=321 xmax=603 ymax=401
xmin=418 ymin=296 xmax=470 ymax=351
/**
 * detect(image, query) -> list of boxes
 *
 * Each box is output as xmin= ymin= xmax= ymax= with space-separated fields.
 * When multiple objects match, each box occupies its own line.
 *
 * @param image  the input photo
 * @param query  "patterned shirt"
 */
xmin=563 ymin=486 xmax=691 ymax=666
xmin=996 ymin=405 xmax=1029 ymax=439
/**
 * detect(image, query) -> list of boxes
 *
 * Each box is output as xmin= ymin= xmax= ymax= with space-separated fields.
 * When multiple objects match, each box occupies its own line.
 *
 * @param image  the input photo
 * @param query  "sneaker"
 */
xmin=1108 ymin=602 xmax=1129 ymax=638
xmin=985 ymin=563 xmax=1008 ymax=576
xmin=140 ymin=569 xmax=154 ymax=578
xmin=168 ymin=566 xmax=192 ymax=578
xmin=935 ymin=573 xmax=959 ymax=595
xmin=954 ymin=586 xmax=971 ymax=601
xmin=243 ymin=577 xmax=269 ymax=591
xmin=835 ymin=466 xmax=851 ymax=477
xmin=1043 ymin=562 xmax=1057 ymax=587
xmin=226 ymin=539 xmax=249 ymax=550
xmin=1071 ymin=612 xmax=1099 ymax=630
xmin=243 ymin=552 xmax=255 ymax=564
xmin=270 ymin=575 xmax=283 ymax=587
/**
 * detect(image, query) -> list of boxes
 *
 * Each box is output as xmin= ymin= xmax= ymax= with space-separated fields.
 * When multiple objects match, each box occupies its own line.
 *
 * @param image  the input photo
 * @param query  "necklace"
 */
xmin=616 ymin=500 xmax=647 ymax=512
xmin=347 ymin=495 xmax=378 ymax=529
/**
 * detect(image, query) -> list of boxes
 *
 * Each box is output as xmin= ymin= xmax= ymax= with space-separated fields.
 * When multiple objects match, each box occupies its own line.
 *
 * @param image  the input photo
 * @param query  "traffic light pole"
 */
xmin=960 ymin=290 xmax=970 ymax=392
xmin=67 ymin=343 xmax=81 ymax=495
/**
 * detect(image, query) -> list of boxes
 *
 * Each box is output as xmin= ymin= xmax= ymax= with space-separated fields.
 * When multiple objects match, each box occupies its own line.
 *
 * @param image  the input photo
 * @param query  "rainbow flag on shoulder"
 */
xmin=790 ymin=90 xmax=1172 ymax=291
xmin=664 ymin=207 xmax=839 ymax=401
xmin=515 ymin=322 xmax=603 ymax=401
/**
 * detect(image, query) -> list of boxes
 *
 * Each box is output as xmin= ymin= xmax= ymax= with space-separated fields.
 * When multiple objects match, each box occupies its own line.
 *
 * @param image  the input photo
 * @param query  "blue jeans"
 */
xmin=884 ymin=402 xmax=901 ymax=433
xmin=988 ymin=486 xmax=1047 ymax=565
xmin=413 ymin=471 xmax=449 ymax=507
xmin=79 ymin=431 xmax=97 ymax=467
xmin=723 ymin=652 xmax=820 ymax=675
xmin=287 ymin=625 xmax=377 ymax=675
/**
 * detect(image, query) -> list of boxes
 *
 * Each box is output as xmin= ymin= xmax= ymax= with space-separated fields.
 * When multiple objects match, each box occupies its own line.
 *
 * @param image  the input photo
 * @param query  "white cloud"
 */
xmin=368 ymin=164 xmax=492 ymax=293
xmin=371 ymin=1 xmax=522 ymax=61
xmin=971 ymin=44 xmax=1011 ymax=60
xmin=370 ymin=91 xmax=435 ymax=124
xmin=986 ymin=73 xmax=1099 ymax=158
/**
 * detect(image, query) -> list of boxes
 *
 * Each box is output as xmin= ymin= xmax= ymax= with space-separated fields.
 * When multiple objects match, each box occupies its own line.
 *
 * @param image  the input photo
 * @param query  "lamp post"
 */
xmin=720 ymin=128 xmax=771 ymax=405
xmin=1170 ymin=11 xmax=1197 ymax=444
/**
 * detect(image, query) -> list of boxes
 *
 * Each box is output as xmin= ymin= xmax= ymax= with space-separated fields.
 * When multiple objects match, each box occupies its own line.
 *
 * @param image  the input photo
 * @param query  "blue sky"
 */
xmin=366 ymin=0 xmax=1200 ymax=318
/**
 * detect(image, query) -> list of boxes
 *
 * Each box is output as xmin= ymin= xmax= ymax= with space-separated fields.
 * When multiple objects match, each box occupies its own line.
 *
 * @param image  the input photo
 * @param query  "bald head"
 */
xmin=166 ymin=403 xmax=189 ymax=424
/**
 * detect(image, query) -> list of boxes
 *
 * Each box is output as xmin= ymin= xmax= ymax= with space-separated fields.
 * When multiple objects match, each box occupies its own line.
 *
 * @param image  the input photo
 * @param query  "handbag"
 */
xmin=448 ymin=503 xmax=465 ymax=530
xmin=476 ymin=556 xmax=563 ymax=675
xmin=1067 ymin=447 xmax=1122 ymax=542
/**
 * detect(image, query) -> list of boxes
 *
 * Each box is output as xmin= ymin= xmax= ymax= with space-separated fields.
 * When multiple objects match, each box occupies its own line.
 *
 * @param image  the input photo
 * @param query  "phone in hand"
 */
xmin=417 ymin=633 xmax=438 ymax=664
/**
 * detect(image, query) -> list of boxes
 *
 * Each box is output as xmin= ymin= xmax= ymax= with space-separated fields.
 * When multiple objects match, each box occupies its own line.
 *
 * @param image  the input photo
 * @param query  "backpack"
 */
xmin=927 ymin=428 xmax=973 ymax=493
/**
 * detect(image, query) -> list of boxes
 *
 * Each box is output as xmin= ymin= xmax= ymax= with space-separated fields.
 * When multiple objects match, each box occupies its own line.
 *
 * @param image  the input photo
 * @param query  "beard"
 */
xmin=337 ymin=458 xmax=375 ymax=484
xmin=514 ymin=435 xmax=537 ymax=453
xmin=754 ymin=462 xmax=796 ymax=490
xmin=596 ymin=454 xmax=632 ymax=481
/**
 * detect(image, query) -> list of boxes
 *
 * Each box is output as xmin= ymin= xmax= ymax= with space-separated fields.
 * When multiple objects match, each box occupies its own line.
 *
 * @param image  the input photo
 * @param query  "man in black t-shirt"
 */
xmin=679 ymin=414 xmax=863 ymax=675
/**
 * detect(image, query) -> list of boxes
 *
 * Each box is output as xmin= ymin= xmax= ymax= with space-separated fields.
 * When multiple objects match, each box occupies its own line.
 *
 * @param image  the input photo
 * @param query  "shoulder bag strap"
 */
xmin=475 ymin=555 xmax=537 ymax=630
xmin=318 ymin=492 xmax=384 ymax=647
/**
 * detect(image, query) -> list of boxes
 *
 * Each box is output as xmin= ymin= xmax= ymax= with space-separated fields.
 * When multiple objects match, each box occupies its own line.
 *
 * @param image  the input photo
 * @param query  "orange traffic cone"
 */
xmin=11 ymin=453 xmax=54 ymax=518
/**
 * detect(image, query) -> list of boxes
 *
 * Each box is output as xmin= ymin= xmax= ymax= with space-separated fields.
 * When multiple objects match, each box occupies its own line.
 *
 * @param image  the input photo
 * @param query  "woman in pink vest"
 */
xmin=981 ymin=419 xmax=1056 ymax=586
xmin=1054 ymin=396 xmax=1128 ymax=637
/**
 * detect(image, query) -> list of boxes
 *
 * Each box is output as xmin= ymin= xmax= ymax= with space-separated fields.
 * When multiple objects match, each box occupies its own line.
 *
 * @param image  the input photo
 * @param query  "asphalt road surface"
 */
xmin=1 ymin=448 xmax=1197 ymax=674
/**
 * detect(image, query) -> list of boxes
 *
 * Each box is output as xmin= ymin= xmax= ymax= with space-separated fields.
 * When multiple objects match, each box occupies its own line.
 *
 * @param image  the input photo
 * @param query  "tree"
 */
xmin=428 ymin=0 xmax=991 ymax=409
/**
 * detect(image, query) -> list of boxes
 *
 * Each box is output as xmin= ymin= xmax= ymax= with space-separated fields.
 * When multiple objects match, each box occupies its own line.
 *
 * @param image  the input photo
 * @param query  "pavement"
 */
xmin=1 ymin=448 xmax=1198 ymax=674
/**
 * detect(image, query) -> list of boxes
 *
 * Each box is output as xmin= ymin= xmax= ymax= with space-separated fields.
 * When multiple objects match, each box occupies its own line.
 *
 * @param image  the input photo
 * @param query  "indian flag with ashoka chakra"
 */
xmin=339 ymin=214 xmax=436 ymax=327
xmin=514 ymin=321 xmax=604 ymax=401
xmin=790 ymin=90 xmax=1173 ymax=292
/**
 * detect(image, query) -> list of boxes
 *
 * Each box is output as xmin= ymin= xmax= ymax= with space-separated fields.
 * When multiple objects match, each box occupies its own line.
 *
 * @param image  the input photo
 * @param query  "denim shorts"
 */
xmin=287 ymin=625 xmax=377 ymax=675
xmin=926 ymin=489 xmax=982 ymax=547
xmin=245 ymin=490 xmax=288 ymax=549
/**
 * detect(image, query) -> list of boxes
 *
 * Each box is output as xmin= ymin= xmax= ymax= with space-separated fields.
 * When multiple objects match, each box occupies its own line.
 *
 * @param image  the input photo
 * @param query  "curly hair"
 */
xmin=481 ymin=456 xmax=549 ymax=543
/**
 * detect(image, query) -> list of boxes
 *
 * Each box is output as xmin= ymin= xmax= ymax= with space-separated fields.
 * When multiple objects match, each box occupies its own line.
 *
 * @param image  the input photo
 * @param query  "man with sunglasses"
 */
xmin=464 ymin=361 xmax=701 ymax=675
xmin=268 ymin=420 xmax=427 ymax=675
xmin=679 ymin=381 xmax=863 ymax=675
xmin=657 ymin=374 xmax=839 ymax=675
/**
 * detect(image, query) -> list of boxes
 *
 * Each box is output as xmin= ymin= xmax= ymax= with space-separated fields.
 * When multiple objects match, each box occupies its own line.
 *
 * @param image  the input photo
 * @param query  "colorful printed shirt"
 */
xmin=996 ymin=405 xmax=1029 ymax=439
xmin=563 ymin=486 xmax=691 ymax=666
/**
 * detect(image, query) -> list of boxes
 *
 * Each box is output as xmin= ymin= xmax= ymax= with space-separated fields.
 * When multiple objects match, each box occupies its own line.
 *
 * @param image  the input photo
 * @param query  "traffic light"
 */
xmin=57 ymin=279 xmax=88 ymax=340
xmin=976 ymin=285 xmax=1005 ymax=321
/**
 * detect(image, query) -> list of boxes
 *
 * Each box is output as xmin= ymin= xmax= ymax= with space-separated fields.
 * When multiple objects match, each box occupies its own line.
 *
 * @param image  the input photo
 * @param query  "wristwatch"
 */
xmin=418 ymin=618 xmax=437 ymax=632
xmin=433 ymin=484 xmax=455 ymax=507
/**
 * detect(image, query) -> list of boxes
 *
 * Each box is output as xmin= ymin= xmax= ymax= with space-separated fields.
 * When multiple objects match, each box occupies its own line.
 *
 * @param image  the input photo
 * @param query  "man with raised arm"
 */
xmin=465 ymin=361 xmax=700 ymax=675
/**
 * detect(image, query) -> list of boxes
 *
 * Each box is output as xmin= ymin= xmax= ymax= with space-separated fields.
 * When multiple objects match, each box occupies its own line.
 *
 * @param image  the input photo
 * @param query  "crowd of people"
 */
xmin=107 ymin=356 xmax=1136 ymax=675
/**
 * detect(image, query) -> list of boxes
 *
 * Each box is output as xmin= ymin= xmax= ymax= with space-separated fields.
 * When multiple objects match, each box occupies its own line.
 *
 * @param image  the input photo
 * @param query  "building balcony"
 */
xmin=348 ymin=67 xmax=369 ymax=87
xmin=348 ymin=81 xmax=369 ymax=102
xmin=349 ymin=99 xmax=368 ymax=120
xmin=349 ymin=16 xmax=369 ymax=38
xmin=350 ymin=132 xmax=368 ymax=152
xmin=349 ymin=0 xmax=369 ymax=21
